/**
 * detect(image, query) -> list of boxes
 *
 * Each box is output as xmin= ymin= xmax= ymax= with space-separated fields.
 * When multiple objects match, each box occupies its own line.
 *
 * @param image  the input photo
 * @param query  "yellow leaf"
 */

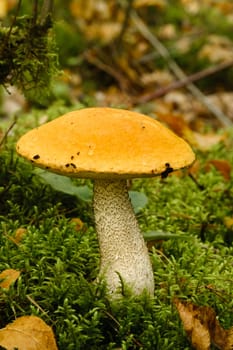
xmin=0 ymin=0 xmax=7 ymax=18
xmin=0 ymin=0 xmax=17 ymax=18
xmin=224 ymin=217 xmax=233 ymax=229
xmin=134 ymin=0 xmax=166 ymax=8
xmin=0 ymin=316 xmax=58 ymax=350
xmin=13 ymin=227 xmax=27 ymax=244
xmin=0 ymin=269 xmax=20 ymax=289
xmin=70 ymin=218 xmax=84 ymax=231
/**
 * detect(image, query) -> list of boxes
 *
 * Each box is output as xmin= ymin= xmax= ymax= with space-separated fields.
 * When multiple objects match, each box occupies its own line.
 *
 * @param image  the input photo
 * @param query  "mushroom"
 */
xmin=16 ymin=107 xmax=195 ymax=298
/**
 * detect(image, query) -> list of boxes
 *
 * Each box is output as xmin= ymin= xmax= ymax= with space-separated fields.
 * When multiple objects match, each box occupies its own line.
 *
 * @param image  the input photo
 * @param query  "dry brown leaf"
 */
xmin=175 ymin=299 xmax=210 ymax=350
xmin=157 ymin=24 xmax=177 ymax=40
xmin=157 ymin=112 xmax=194 ymax=140
xmin=0 ymin=269 xmax=20 ymax=289
xmin=0 ymin=316 xmax=58 ymax=350
xmin=69 ymin=0 xmax=123 ymax=43
xmin=224 ymin=328 xmax=233 ymax=350
xmin=81 ymin=21 xmax=121 ymax=43
xmin=188 ymin=159 xmax=200 ymax=176
xmin=205 ymin=159 xmax=232 ymax=181
xmin=70 ymin=0 xmax=109 ymax=20
xmin=174 ymin=299 xmax=233 ymax=350
xmin=192 ymin=132 xmax=226 ymax=151
xmin=140 ymin=69 xmax=173 ymax=87
xmin=198 ymin=35 xmax=233 ymax=63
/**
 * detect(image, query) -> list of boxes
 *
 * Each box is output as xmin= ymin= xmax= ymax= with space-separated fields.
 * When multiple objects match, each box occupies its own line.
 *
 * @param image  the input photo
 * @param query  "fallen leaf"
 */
xmin=157 ymin=112 xmax=193 ymax=139
xmin=0 ymin=0 xmax=7 ymax=18
xmin=140 ymin=69 xmax=173 ymax=87
xmin=224 ymin=216 xmax=233 ymax=229
xmin=198 ymin=35 xmax=233 ymax=63
xmin=0 ymin=0 xmax=17 ymax=18
xmin=85 ymin=22 xmax=122 ymax=43
xmin=35 ymin=169 xmax=92 ymax=202
xmin=0 ymin=269 xmax=20 ymax=289
xmin=12 ymin=227 xmax=27 ymax=244
xmin=129 ymin=191 xmax=148 ymax=214
xmin=174 ymin=299 xmax=233 ymax=350
xmin=224 ymin=328 xmax=233 ymax=350
xmin=134 ymin=0 xmax=166 ymax=8
xmin=188 ymin=159 xmax=200 ymax=176
xmin=175 ymin=299 xmax=210 ymax=350
xmin=70 ymin=218 xmax=84 ymax=231
xmin=0 ymin=316 xmax=58 ymax=350
xmin=69 ymin=0 xmax=123 ymax=43
xmin=192 ymin=132 xmax=226 ymax=151
xmin=205 ymin=159 xmax=232 ymax=180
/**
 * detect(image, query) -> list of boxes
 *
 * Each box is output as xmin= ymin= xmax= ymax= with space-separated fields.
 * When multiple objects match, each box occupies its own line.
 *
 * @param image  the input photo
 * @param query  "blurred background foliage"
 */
xmin=1 ymin=0 xmax=233 ymax=107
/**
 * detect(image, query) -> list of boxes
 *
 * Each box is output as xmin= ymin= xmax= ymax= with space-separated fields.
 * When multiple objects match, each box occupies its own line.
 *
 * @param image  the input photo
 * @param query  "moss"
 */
xmin=0 ymin=13 xmax=59 ymax=104
xmin=0 ymin=125 xmax=233 ymax=348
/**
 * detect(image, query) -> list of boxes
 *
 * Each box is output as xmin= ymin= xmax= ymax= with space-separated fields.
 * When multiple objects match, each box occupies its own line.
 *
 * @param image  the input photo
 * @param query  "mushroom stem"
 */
xmin=93 ymin=179 xmax=154 ymax=297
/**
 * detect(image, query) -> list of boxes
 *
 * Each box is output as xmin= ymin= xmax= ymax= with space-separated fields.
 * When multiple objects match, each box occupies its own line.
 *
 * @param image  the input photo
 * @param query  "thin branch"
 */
xmin=40 ymin=0 xmax=54 ymax=25
xmin=0 ymin=117 xmax=17 ymax=147
xmin=137 ymin=59 xmax=233 ymax=103
xmin=115 ymin=0 xmax=135 ymax=50
xmin=84 ymin=50 xmax=131 ymax=91
xmin=0 ymin=0 xmax=22 ymax=55
xmin=32 ymin=0 xmax=39 ymax=26
xmin=132 ymin=11 xmax=233 ymax=127
xmin=26 ymin=295 xmax=49 ymax=317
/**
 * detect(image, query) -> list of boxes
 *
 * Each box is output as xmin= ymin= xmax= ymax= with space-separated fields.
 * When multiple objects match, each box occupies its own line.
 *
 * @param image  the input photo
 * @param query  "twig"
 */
xmin=103 ymin=309 xmax=143 ymax=347
xmin=32 ymin=0 xmax=39 ymax=26
xmin=26 ymin=295 xmax=49 ymax=317
xmin=115 ymin=0 xmax=135 ymax=50
xmin=132 ymin=11 xmax=233 ymax=127
xmin=0 ymin=117 xmax=17 ymax=147
xmin=84 ymin=50 xmax=131 ymax=91
xmin=0 ymin=0 xmax=22 ymax=55
xmin=40 ymin=0 xmax=54 ymax=25
xmin=137 ymin=59 xmax=233 ymax=103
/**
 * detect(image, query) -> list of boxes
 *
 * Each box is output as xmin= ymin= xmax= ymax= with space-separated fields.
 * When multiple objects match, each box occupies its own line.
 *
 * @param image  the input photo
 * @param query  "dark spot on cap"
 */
xmin=71 ymin=155 xmax=74 ymax=160
xmin=161 ymin=163 xmax=174 ymax=179
xmin=77 ymin=152 xmax=80 ymax=156
xmin=65 ymin=163 xmax=70 ymax=168
xmin=70 ymin=163 xmax=76 ymax=169
xmin=33 ymin=154 xmax=40 ymax=160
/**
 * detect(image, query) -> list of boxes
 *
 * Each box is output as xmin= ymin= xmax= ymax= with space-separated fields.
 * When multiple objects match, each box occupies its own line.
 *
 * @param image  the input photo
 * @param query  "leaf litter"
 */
xmin=174 ymin=298 xmax=233 ymax=350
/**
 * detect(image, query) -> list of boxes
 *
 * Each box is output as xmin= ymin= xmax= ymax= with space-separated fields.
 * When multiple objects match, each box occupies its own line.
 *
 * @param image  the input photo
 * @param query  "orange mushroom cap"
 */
xmin=16 ymin=107 xmax=195 ymax=179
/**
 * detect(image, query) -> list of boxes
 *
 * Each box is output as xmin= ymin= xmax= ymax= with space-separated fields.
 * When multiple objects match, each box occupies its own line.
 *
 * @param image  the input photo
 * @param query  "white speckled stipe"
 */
xmin=94 ymin=179 xmax=154 ymax=297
